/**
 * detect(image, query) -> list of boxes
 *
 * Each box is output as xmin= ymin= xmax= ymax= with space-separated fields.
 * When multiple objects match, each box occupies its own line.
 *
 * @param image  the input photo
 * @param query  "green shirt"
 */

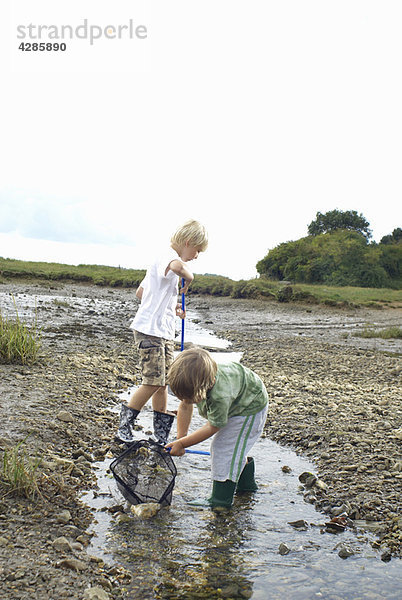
xmin=197 ymin=362 xmax=269 ymax=429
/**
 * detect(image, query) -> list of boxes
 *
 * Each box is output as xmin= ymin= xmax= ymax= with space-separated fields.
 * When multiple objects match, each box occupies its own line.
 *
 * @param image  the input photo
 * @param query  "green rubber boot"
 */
xmin=236 ymin=457 xmax=258 ymax=493
xmin=189 ymin=479 xmax=236 ymax=508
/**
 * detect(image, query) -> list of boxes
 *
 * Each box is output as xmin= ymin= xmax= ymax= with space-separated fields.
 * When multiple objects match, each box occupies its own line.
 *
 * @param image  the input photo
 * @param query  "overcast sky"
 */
xmin=1 ymin=1 xmax=401 ymax=280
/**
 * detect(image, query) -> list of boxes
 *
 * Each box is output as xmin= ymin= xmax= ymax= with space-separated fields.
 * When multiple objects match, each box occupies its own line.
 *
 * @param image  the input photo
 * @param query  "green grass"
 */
xmin=0 ymin=299 xmax=42 ymax=364
xmin=1 ymin=256 xmax=401 ymax=308
xmin=1 ymin=436 xmax=42 ymax=499
xmin=353 ymin=326 xmax=402 ymax=339
xmin=0 ymin=256 xmax=145 ymax=288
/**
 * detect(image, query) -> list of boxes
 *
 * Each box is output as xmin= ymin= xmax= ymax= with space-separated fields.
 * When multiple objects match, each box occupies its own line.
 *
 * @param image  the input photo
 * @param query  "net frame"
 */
xmin=110 ymin=439 xmax=177 ymax=506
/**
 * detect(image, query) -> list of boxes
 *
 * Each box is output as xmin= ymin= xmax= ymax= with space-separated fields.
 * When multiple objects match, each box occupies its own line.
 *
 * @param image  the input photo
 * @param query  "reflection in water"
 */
xmin=155 ymin=504 xmax=254 ymax=599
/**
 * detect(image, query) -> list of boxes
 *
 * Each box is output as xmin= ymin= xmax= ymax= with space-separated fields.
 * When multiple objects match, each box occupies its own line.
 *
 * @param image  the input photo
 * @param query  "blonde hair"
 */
xmin=170 ymin=220 xmax=208 ymax=252
xmin=168 ymin=347 xmax=217 ymax=403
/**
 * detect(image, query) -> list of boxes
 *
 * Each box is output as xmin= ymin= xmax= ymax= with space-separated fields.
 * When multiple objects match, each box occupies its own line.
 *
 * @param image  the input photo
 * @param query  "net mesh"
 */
xmin=110 ymin=439 xmax=177 ymax=506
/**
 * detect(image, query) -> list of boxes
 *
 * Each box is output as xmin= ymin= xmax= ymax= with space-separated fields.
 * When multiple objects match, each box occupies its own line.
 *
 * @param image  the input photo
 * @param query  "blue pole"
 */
xmin=166 ymin=447 xmax=210 ymax=456
xmin=177 ymin=278 xmax=211 ymax=456
xmin=181 ymin=277 xmax=185 ymax=351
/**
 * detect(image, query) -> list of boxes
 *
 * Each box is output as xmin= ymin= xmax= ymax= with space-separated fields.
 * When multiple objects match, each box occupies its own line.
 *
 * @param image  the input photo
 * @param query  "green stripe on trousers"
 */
xmin=228 ymin=414 xmax=256 ymax=481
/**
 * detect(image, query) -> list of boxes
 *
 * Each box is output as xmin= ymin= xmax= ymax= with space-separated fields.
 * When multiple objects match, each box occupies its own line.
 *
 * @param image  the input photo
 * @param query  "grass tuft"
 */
xmin=1 ymin=436 xmax=42 ymax=499
xmin=0 ymin=298 xmax=42 ymax=364
xmin=353 ymin=326 xmax=402 ymax=339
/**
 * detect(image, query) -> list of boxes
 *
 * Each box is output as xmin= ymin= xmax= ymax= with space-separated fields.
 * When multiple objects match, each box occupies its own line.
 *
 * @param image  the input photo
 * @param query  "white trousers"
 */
xmin=210 ymin=404 xmax=268 ymax=482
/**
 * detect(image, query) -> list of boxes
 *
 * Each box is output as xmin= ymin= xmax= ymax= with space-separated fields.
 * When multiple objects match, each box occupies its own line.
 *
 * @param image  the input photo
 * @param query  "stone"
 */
xmin=56 ymin=510 xmax=72 ymax=524
xmin=57 ymin=410 xmax=74 ymax=423
xmin=130 ymin=503 xmax=162 ymax=518
xmin=278 ymin=542 xmax=290 ymax=555
xmin=82 ymin=586 xmax=110 ymax=600
xmin=338 ymin=546 xmax=355 ymax=559
xmin=52 ymin=536 xmax=72 ymax=552
xmin=288 ymin=519 xmax=308 ymax=530
xmin=57 ymin=558 xmax=87 ymax=571
xmin=331 ymin=504 xmax=349 ymax=516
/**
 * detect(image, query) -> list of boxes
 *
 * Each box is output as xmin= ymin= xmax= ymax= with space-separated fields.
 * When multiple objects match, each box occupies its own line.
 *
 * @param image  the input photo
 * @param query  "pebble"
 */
xmin=57 ymin=558 xmax=87 ymax=572
xmin=338 ymin=546 xmax=355 ymax=559
xmin=278 ymin=542 xmax=290 ymax=555
xmin=130 ymin=503 xmax=162 ymax=518
xmin=52 ymin=536 xmax=73 ymax=552
xmin=82 ymin=586 xmax=110 ymax=600
xmin=57 ymin=410 xmax=74 ymax=423
xmin=56 ymin=510 xmax=72 ymax=524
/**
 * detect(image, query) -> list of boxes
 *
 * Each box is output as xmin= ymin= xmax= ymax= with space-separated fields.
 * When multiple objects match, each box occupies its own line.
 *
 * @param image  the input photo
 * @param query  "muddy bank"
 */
xmin=0 ymin=281 xmax=401 ymax=600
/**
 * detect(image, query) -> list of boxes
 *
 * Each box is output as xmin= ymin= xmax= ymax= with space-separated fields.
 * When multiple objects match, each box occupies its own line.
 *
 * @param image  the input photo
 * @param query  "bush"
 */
xmin=256 ymin=230 xmax=400 ymax=289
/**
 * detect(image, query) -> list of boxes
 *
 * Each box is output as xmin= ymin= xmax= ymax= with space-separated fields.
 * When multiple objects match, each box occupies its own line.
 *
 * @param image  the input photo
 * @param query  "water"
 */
xmin=82 ymin=313 xmax=402 ymax=600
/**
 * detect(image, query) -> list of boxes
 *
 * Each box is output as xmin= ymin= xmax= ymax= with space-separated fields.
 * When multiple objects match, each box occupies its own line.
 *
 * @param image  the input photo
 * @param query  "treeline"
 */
xmin=256 ymin=211 xmax=401 ymax=289
xmin=1 ymin=256 xmax=401 ymax=308
xmin=0 ymin=257 xmax=270 ymax=298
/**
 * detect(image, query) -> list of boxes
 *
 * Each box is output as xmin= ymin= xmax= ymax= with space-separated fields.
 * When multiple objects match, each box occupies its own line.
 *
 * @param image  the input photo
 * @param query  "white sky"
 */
xmin=1 ymin=0 xmax=401 ymax=280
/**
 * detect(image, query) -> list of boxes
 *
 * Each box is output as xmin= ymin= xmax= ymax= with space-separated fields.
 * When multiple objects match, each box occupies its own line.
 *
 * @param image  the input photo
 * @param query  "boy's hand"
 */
xmin=179 ymin=277 xmax=193 ymax=295
xmin=176 ymin=303 xmax=186 ymax=319
xmin=165 ymin=440 xmax=185 ymax=457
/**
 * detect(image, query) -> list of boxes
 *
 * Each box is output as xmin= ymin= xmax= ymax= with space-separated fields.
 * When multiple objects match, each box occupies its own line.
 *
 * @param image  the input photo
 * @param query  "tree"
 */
xmin=308 ymin=209 xmax=372 ymax=240
xmin=380 ymin=227 xmax=402 ymax=245
xmin=256 ymin=230 xmax=393 ymax=287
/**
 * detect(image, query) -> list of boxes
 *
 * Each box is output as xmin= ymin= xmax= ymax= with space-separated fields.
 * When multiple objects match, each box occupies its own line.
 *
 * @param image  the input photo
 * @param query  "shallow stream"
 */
xmin=82 ymin=315 xmax=401 ymax=600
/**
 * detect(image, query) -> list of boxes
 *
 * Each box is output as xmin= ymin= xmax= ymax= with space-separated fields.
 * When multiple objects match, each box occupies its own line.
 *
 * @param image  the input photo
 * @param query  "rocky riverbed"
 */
xmin=0 ymin=281 xmax=401 ymax=600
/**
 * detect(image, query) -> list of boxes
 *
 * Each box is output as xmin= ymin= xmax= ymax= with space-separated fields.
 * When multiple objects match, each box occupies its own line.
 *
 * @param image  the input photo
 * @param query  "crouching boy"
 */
xmin=165 ymin=347 xmax=269 ymax=508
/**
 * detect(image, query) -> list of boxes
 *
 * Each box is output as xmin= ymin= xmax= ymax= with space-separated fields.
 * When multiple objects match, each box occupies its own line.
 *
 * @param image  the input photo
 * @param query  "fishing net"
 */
xmin=110 ymin=439 xmax=177 ymax=506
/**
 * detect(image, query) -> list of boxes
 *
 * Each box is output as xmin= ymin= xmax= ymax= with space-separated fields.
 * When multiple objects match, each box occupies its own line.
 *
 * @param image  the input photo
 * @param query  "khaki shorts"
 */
xmin=134 ymin=330 xmax=175 ymax=387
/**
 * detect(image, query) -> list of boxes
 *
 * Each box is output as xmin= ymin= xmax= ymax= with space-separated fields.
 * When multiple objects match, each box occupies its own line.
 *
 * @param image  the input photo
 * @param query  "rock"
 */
xmin=83 ymin=586 xmax=110 ymax=600
xmin=281 ymin=465 xmax=292 ymax=473
xmin=62 ymin=525 xmax=84 ymax=539
xmin=56 ymin=510 xmax=72 ymax=524
xmin=278 ymin=542 xmax=290 ymax=555
xmin=52 ymin=536 xmax=72 ymax=552
xmin=299 ymin=472 xmax=317 ymax=487
xmin=57 ymin=558 xmax=87 ymax=571
xmin=331 ymin=504 xmax=349 ymax=516
xmin=394 ymin=428 xmax=402 ymax=440
xmin=381 ymin=549 xmax=392 ymax=562
xmin=325 ymin=516 xmax=348 ymax=533
xmin=57 ymin=410 xmax=74 ymax=423
xmin=338 ymin=545 xmax=355 ymax=559
xmin=288 ymin=519 xmax=308 ymax=530
xmin=130 ymin=503 xmax=162 ymax=518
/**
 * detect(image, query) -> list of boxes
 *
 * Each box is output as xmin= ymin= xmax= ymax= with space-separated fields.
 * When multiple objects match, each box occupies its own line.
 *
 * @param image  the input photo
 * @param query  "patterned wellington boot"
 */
xmin=115 ymin=405 xmax=140 ymax=443
xmin=151 ymin=411 xmax=175 ymax=445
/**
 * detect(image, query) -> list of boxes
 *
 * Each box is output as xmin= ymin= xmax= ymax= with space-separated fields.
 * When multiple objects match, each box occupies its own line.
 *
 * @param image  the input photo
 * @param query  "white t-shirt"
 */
xmin=130 ymin=250 xmax=180 ymax=340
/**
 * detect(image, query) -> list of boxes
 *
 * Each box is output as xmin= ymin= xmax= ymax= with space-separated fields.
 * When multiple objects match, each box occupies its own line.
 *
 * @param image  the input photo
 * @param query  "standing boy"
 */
xmin=116 ymin=220 xmax=208 ymax=445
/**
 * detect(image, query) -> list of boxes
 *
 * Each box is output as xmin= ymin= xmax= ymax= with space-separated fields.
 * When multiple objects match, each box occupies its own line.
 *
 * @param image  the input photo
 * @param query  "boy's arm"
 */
xmin=176 ymin=401 xmax=193 ymax=438
xmin=168 ymin=259 xmax=194 ymax=294
xmin=136 ymin=286 xmax=144 ymax=300
xmin=165 ymin=421 xmax=219 ymax=456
